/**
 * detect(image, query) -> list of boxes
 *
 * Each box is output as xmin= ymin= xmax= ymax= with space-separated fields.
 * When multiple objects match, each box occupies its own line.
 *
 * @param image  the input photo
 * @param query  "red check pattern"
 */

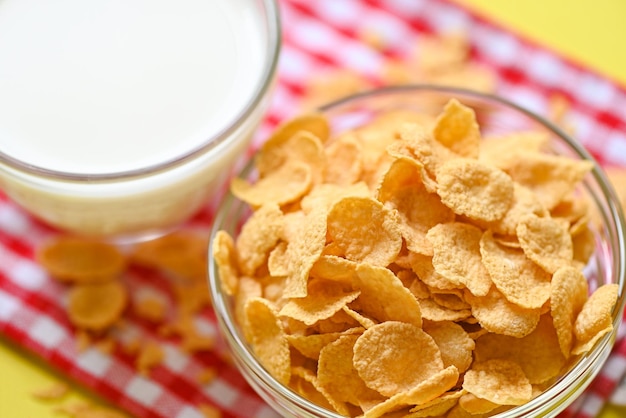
xmin=1 ymin=1 xmax=625 ymax=417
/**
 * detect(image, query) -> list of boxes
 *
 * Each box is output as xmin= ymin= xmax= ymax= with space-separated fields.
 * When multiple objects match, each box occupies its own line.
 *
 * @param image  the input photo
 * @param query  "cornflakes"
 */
xmin=212 ymin=96 xmax=621 ymax=418
xmin=38 ymin=237 xmax=126 ymax=283
xmin=463 ymin=359 xmax=532 ymax=406
xmin=67 ymin=281 xmax=128 ymax=332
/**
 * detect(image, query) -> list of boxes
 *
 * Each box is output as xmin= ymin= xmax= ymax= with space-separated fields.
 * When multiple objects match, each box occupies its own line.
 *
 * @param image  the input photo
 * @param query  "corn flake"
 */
xmin=236 ymin=203 xmax=283 ymax=276
xmin=480 ymin=230 xmax=551 ymax=309
xmin=38 ymin=237 xmax=126 ymax=283
xmin=327 ymin=197 xmax=402 ymax=266
xmin=279 ymin=279 xmax=360 ymax=326
xmin=353 ymin=321 xmax=443 ymax=397
xmin=463 ymin=359 xmax=531 ymax=406
xmin=432 ymin=98 xmax=480 ymax=158
xmin=244 ymin=297 xmax=291 ymax=385
xmin=436 ymin=158 xmax=514 ymax=222
xmin=354 ymin=263 xmax=422 ymax=327
xmin=378 ymin=157 xmax=455 ymax=255
xmin=550 ymin=265 xmax=589 ymax=358
xmin=68 ymin=281 xmax=128 ymax=332
xmin=427 ymin=222 xmax=492 ymax=296
xmin=572 ymin=283 xmax=619 ymax=355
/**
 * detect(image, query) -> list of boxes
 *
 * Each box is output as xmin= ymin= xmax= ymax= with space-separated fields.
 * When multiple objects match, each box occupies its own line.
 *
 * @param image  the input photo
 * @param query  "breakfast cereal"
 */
xmin=37 ymin=237 xmax=126 ymax=283
xmin=213 ymin=97 xmax=620 ymax=417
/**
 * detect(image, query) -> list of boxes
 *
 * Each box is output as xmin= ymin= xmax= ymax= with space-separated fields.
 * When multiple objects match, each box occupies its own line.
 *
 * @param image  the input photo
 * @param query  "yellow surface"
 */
xmin=454 ymin=0 xmax=626 ymax=86
xmin=0 ymin=336 xmax=114 ymax=417
xmin=2 ymin=2 xmax=626 ymax=417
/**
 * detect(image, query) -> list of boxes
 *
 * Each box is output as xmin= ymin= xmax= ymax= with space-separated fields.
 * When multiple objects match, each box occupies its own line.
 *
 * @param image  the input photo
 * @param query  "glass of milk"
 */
xmin=0 ymin=0 xmax=280 ymax=240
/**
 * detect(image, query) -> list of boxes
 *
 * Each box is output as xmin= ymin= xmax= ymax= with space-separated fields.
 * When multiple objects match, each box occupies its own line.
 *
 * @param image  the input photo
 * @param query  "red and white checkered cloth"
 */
xmin=1 ymin=1 xmax=625 ymax=417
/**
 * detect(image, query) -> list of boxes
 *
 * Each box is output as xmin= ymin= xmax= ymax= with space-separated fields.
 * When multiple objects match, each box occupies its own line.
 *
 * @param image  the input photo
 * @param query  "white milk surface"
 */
xmin=0 ymin=0 xmax=265 ymax=174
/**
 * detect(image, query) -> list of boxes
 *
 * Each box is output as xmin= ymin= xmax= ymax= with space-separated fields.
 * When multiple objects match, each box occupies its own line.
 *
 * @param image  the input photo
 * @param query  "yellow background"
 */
xmin=2 ymin=1 xmax=626 ymax=417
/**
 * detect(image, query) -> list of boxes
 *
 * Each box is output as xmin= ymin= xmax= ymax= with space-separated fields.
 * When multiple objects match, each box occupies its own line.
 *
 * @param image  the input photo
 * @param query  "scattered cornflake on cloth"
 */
xmin=35 ymin=230 xmax=215 ymax=380
xmin=31 ymin=382 xmax=70 ymax=401
xmin=300 ymin=32 xmax=497 ymax=111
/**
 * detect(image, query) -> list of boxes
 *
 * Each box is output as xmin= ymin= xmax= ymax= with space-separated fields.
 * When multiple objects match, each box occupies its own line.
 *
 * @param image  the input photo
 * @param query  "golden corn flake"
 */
xmin=407 ymin=390 xmax=465 ymax=417
xmin=234 ymin=276 xmax=262 ymax=342
xmin=353 ymin=321 xmax=443 ymax=397
xmin=244 ymin=297 xmax=291 ymax=386
xmin=256 ymin=113 xmax=330 ymax=174
xmin=342 ymin=306 xmax=377 ymax=329
xmin=474 ymin=314 xmax=566 ymax=384
xmin=301 ymin=182 xmax=371 ymax=214
xmin=572 ymin=283 xmax=619 ymax=355
xmin=463 ymin=359 xmax=532 ymax=406
xmin=173 ymin=280 xmax=212 ymax=315
xmin=68 ymin=281 xmax=128 ymax=332
xmin=133 ymin=296 xmax=167 ymax=323
xmin=318 ymin=334 xmax=381 ymax=408
xmin=288 ymin=331 xmax=348 ymax=360
xmin=363 ymin=366 xmax=459 ymax=418
xmin=37 ymin=237 xmax=126 ymax=283
xmin=199 ymin=403 xmax=222 ymax=418
xmin=302 ymin=69 xmax=373 ymax=111
xmin=427 ymin=222 xmax=491 ymax=296
xmin=504 ymin=152 xmax=593 ymax=211
xmin=231 ymin=160 xmax=313 ymax=208
xmin=550 ymin=265 xmax=589 ymax=358
xmin=516 ymin=213 xmax=573 ymax=274
xmin=418 ymin=298 xmax=472 ymax=323
xmin=432 ymin=98 xmax=480 ymax=158
xmin=31 ymin=382 xmax=69 ymax=401
xmin=435 ymin=158 xmax=514 ymax=222
xmin=423 ymin=320 xmax=475 ymax=373
xmin=465 ymin=287 xmax=540 ymax=338
xmin=354 ymin=263 xmax=422 ymax=327
xmin=458 ymin=392 xmax=500 ymax=415
xmin=257 ymin=130 xmax=326 ymax=184
xmin=211 ymin=230 xmax=239 ymax=296
xmin=323 ymin=133 xmax=364 ymax=186
xmin=197 ymin=367 xmax=219 ymax=385
xmin=267 ymin=242 xmax=289 ymax=277
xmin=215 ymin=95 xmax=615 ymax=417
xmin=480 ymin=230 xmax=551 ymax=309
xmin=235 ymin=203 xmax=283 ymax=276
xmin=309 ymin=255 xmax=358 ymax=284
xmin=131 ymin=231 xmax=208 ymax=282
xmin=293 ymin=365 xmax=354 ymax=416
xmin=136 ymin=341 xmax=164 ymax=375
xmin=477 ymin=183 xmax=548 ymax=236
xmin=431 ymin=291 xmax=470 ymax=311
xmin=279 ymin=279 xmax=360 ymax=326
xmin=378 ymin=157 xmax=455 ymax=255
xmin=409 ymin=253 xmax=463 ymax=291
xmin=392 ymin=123 xmax=456 ymax=188
xmin=283 ymin=208 xmax=327 ymax=298
xmin=327 ymin=197 xmax=402 ymax=266
xmin=479 ymin=131 xmax=549 ymax=170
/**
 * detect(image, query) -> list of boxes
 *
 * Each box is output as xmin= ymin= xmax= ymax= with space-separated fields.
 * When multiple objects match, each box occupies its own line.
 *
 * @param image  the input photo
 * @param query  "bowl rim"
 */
xmin=0 ymin=0 xmax=282 ymax=182
xmin=208 ymin=84 xmax=626 ymax=418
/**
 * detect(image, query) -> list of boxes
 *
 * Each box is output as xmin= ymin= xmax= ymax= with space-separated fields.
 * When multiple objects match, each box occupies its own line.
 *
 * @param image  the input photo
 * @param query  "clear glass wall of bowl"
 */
xmin=208 ymin=85 xmax=626 ymax=418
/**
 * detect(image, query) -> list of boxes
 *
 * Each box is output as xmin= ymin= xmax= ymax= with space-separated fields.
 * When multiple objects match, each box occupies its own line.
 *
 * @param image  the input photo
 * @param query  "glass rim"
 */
xmin=0 ymin=0 xmax=282 ymax=182
xmin=208 ymin=84 xmax=626 ymax=418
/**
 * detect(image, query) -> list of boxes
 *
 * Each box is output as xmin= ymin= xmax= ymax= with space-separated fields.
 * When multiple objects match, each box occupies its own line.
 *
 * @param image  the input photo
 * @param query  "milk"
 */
xmin=0 ymin=0 xmax=277 ymax=237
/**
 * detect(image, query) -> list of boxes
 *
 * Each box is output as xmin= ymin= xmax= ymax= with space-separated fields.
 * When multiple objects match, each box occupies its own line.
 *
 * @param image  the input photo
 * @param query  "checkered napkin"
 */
xmin=1 ymin=1 xmax=625 ymax=417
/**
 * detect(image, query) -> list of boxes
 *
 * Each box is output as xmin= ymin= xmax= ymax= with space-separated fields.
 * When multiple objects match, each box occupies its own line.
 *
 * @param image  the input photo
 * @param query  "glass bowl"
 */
xmin=208 ymin=85 xmax=626 ymax=418
xmin=0 ymin=0 xmax=281 ymax=241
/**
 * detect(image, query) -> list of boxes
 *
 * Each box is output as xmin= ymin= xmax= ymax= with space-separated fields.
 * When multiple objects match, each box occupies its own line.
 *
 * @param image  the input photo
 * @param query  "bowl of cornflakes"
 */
xmin=208 ymin=85 xmax=626 ymax=418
